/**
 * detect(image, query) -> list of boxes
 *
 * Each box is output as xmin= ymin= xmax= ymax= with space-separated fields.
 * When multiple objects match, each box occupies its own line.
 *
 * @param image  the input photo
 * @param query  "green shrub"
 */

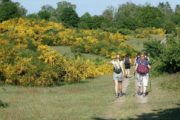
xmin=118 ymin=28 xmax=133 ymax=35
xmin=144 ymin=37 xmax=180 ymax=73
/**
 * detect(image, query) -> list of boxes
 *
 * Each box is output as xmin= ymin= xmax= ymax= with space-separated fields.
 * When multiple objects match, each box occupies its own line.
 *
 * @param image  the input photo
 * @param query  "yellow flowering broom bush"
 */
xmin=0 ymin=18 xmax=136 ymax=86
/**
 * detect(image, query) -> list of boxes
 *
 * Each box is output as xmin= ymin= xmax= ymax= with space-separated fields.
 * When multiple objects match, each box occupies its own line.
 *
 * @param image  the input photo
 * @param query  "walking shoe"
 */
xmin=137 ymin=91 xmax=143 ymax=96
xmin=116 ymin=93 xmax=119 ymax=98
xmin=118 ymin=92 xmax=123 ymax=97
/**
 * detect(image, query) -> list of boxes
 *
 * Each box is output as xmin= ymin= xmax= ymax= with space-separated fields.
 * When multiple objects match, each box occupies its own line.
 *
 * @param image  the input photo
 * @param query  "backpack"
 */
xmin=136 ymin=60 xmax=149 ymax=74
xmin=124 ymin=57 xmax=130 ymax=65
xmin=113 ymin=67 xmax=122 ymax=74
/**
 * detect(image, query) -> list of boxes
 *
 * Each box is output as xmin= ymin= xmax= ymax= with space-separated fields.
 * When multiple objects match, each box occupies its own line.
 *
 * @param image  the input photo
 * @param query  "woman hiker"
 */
xmin=109 ymin=54 xmax=125 ymax=98
xmin=124 ymin=54 xmax=131 ymax=78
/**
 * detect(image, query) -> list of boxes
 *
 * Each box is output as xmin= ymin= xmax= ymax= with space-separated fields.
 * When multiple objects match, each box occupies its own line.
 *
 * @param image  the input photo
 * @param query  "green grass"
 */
xmin=125 ymin=37 xmax=148 ymax=52
xmin=1 ymin=44 xmax=179 ymax=120
xmin=49 ymin=46 xmax=75 ymax=59
xmin=108 ymin=73 xmax=180 ymax=120
xmin=125 ymin=35 xmax=164 ymax=52
xmin=0 ymin=75 xmax=115 ymax=120
xmin=160 ymin=72 xmax=180 ymax=91
xmin=0 ymin=72 xmax=180 ymax=120
xmin=50 ymin=46 xmax=107 ymax=63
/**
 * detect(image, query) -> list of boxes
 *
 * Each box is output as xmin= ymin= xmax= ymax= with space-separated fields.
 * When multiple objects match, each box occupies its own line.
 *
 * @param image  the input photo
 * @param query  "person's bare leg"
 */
xmin=114 ymin=80 xmax=119 ymax=97
xmin=125 ymin=69 xmax=128 ymax=78
xmin=118 ymin=81 xmax=123 ymax=96
xmin=127 ymin=69 xmax=130 ymax=77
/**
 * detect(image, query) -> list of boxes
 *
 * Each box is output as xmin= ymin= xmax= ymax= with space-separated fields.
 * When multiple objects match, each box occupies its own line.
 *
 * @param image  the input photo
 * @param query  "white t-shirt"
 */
xmin=111 ymin=60 xmax=123 ymax=69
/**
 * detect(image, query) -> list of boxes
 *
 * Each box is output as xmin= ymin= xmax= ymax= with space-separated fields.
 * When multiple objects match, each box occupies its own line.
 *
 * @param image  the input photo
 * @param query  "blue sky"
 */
xmin=12 ymin=0 xmax=179 ymax=16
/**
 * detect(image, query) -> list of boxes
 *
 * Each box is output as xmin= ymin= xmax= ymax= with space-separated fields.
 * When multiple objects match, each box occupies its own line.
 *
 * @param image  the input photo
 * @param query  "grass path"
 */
xmin=0 ymin=73 xmax=180 ymax=120
xmin=102 ymin=78 xmax=131 ymax=120
xmin=93 ymin=73 xmax=180 ymax=120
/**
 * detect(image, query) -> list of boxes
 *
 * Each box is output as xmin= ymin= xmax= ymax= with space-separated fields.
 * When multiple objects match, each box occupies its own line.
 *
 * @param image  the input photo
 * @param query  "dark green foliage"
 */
xmin=27 ymin=39 xmax=37 ymax=51
xmin=144 ymin=37 xmax=180 ymax=73
xmin=160 ymin=37 xmax=180 ymax=73
xmin=60 ymin=7 xmax=79 ymax=27
xmin=0 ymin=100 xmax=8 ymax=108
xmin=0 ymin=2 xmax=21 ymax=22
xmin=38 ymin=10 xmax=51 ymax=20
xmin=23 ymin=1 xmax=179 ymax=33
xmin=137 ymin=6 xmax=165 ymax=28
xmin=0 ymin=0 xmax=26 ymax=22
xmin=26 ymin=13 xmax=38 ymax=19
xmin=144 ymin=40 xmax=163 ymax=58
xmin=162 ymin=21 xmax=177 ymax=34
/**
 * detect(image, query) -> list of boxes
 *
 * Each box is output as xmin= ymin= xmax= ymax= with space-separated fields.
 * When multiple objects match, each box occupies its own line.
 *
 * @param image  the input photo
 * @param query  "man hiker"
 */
xmin=109 ymin=54 xmax=125 ymax=98
xmin=135 ymin=53 xmax=151 ymax=97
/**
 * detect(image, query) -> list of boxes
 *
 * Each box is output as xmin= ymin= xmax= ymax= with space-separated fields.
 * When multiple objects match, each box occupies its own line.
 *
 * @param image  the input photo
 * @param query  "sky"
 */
xmin=12 ymin=0 xmax=179 ymax=16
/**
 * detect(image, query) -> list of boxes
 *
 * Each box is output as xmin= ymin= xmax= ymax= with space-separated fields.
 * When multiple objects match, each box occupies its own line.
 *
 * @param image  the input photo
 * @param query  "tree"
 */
xmin=173 ymin=5 xmax=180 ymax=26
xmin=60 ymin=7 xmax=79 ymax=27
xmin=26 ymin=13 xmax=38 ymax=19
xmin=0 ymin=2 xmax=20 ymax=22
xmin=114 ymin=2 xmax=140 ymax=30
xmin=38 ymin=10 xmax=51 ymax=20
xmin=0 ymin=0 xmax=27 ymax=22
xmin=0 ymin=0 xmax=10 ymax=4
xmin=38 ymin=5 xmax=57 ymax=21
xmin=158 ymin=2 xmax=173 ymax=17
xmin=102 ymin=6 xmax=115 ymax=21
xmin=15 ymin=2 xmax=27 ymax=16
xmin=56 ymin=1 xmax=76 ymax=21
xmin=78 ymin=12 xmax=92 ymax=29
xmin=91 ymin=15 xmax=104 ymax=29
xmin=41 ymin=5 xmax=56 ymax=15
xmin=137 ymin=5 xmax=165 ymax=28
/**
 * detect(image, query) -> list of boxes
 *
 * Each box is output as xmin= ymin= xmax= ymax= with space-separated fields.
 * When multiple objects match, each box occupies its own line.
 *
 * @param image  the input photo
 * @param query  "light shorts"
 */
xmin=113 ymin=72 xmax=123 ymax=81
xmin=137 ymin=73 xmax=149 ymax=87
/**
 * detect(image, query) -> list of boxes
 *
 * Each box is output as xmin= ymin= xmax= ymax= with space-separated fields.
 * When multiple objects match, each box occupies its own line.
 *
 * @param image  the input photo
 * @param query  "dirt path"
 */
xmin=99 ymin=75 xmax=150 ymax=120
xmin=102 ymin=77 xmax=131 ymax=119
xmin=135 ymin=82 xmax=148 ymax=104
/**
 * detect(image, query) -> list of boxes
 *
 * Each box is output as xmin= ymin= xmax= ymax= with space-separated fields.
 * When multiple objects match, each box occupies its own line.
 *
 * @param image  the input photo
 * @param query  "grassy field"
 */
xmin=0 ymin=45 xmax=179 ymax=120
xmin=125 ymin=35 xmax=164 ymax=52
xmin=0 ymin=72 xmax=180 ymax=120
xmin=50 ymin=46 xmax=106 ymax=62
xmin=0 ymin=75 xmax=115 ymax=120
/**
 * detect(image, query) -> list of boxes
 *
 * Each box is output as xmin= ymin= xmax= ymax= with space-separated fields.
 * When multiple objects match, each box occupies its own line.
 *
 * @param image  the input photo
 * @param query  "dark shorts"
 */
xmin=125 ymin=64 xmax=130 ymax=69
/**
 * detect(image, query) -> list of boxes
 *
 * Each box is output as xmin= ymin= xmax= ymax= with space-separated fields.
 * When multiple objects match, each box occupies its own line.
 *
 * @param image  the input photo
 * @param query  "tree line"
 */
xmin=0 ymin=0 xmax=180 ymax=34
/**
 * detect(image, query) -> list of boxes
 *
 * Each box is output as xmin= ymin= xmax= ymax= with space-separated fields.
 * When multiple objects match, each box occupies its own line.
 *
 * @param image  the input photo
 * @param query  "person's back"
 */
xmin=135 ymin=53 xmax=151 ymax=97
xmin=136 ymin=58 xmax=149 ymax=75
xmin=124 ymin=56 xmax=130 ymax=67
xmin=124 ymin=55 xmax=131 ymax=78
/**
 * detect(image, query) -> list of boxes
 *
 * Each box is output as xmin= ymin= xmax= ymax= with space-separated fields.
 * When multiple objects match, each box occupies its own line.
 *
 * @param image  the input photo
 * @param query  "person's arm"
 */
xmin=120 ymin=62 xmax=125 ymax=77
xmin=134 ymin=63 xmax=138 ymax=75
xmin=107 ymin=60 xmax=113 ymax=64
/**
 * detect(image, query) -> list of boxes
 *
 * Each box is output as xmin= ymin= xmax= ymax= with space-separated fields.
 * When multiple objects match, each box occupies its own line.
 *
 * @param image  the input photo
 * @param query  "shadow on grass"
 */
xmin=0 ymin=100 xmax=8 ymax=108
xmin=92 ymin=104 xmax=180 ymax=120
xmin=121 ymin=104 xmax=180 ymax=120
xmin=92 ymin=117 xmax=116 ymax=120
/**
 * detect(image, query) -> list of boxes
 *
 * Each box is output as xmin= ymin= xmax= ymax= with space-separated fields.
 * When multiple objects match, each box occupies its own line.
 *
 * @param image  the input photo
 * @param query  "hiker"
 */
xmin=133 ymin=53 xmax=140 ymax=76
xmin=135 ymin=53 xmax=151 ymax=97
xmin=124 ymin=55 xmax=131 ymax=78
xmin=108 ymin=54 xmax=125 ymax=98
xmin=134 ymin=53 xmax=140 ymax=66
